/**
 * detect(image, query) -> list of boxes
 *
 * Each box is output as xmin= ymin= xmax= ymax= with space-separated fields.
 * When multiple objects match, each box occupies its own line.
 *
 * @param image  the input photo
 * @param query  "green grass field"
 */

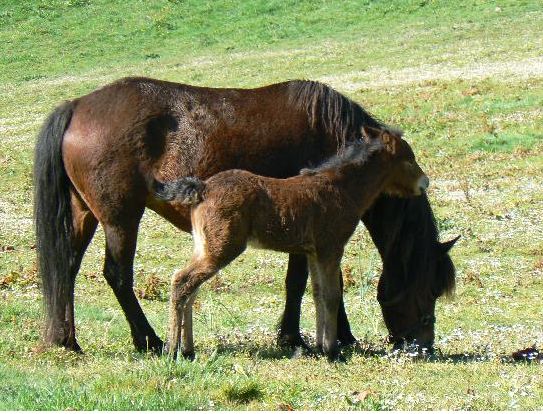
xmin=1 ymin=0 xmax=542 ymax=410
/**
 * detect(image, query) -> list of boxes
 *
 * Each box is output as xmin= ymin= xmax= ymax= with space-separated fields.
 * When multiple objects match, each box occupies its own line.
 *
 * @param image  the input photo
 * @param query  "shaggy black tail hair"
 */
xmin=34 ymin=100 xmax=76 ymax=346
xmin=153 ymin=177 xmax=206 ymax=205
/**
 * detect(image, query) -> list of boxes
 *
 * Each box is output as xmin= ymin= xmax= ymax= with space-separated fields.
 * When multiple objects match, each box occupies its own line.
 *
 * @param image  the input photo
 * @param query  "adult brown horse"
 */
xmin=34 ymin=78 xmax=457 ymax=354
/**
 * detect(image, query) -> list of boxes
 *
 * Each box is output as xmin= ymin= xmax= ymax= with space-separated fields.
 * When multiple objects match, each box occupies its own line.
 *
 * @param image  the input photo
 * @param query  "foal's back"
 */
xmin=192 ymin=168 xmax=358 ymax=257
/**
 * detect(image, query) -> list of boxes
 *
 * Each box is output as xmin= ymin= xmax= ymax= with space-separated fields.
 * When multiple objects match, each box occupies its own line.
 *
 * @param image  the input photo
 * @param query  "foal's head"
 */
xmin=363 ymin=126 xmax=429 ymax=197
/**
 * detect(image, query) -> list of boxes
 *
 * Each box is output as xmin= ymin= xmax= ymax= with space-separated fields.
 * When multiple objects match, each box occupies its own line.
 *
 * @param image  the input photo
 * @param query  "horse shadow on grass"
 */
xmin=210 ymin=338 xmax=541 ymax=365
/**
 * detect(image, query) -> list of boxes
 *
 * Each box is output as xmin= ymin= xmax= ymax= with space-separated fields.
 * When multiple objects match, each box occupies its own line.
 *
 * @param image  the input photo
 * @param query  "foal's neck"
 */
xmin=328 ymin=156 xmax=391 ymax=216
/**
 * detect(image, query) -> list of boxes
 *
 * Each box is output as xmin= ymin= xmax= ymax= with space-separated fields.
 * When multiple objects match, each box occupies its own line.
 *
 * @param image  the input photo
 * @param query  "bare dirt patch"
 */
xmin=320 ymin=56 xmax=543 ymax=91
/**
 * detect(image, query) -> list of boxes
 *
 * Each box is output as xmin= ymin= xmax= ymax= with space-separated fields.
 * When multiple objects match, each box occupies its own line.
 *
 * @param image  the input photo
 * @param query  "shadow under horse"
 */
xmin=34 ymin=78 xmax=457 ymax=354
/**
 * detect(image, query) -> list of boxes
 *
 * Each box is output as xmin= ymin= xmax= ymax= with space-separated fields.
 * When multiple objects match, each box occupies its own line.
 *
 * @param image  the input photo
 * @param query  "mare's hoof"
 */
xmin=134 ymin=335 xmax=164 ymax=355
xmin=338 ymin=333 xmax=358 ymax=348
xmin=277 ymin=332 xmax=311 ymax=351
xmin=182 ymin=350 xmax=195 ymax=361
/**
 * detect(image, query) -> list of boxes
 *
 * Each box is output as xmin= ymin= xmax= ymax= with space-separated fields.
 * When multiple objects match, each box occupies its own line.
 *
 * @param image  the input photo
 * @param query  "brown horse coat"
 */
xmin=34 ymin=78 xmax=456 ymax=354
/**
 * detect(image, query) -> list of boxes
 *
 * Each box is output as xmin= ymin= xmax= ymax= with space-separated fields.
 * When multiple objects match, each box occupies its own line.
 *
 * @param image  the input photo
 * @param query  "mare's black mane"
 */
xmin=288 ymin=80 xmax=385 ymax=150
xmin=289 ymin=80 xmax=456 ymax=300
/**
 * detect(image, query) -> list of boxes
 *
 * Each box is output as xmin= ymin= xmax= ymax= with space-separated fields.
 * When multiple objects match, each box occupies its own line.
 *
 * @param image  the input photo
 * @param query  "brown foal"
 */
xmin=154 ymin=126 xmax=429 ymax=360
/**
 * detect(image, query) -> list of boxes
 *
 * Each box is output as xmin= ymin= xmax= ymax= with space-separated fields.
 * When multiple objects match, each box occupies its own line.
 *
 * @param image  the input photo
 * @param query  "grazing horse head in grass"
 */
xmin=154 ymin=126 xmax=428 ymax=360
xmin=364 ymin=195 xmax=459 ymax=351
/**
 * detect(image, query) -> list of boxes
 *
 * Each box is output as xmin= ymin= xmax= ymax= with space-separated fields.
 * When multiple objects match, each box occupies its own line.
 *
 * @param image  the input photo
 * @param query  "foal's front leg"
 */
xmin=278 ymin=254 xmax=311 ymax=350
xmin=308 ymin=254 xmax=342 ymax=361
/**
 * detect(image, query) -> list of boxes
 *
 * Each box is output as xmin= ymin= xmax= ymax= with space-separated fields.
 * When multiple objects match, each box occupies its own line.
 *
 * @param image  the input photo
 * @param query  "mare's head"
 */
xmin=363 ymin=194 xmax=459 ymax=351
xmin=362 ymin=126 xmax=429 ymax=198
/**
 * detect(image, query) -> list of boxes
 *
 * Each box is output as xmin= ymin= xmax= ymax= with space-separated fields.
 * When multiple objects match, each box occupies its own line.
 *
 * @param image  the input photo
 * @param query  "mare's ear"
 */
xmin=439 ymin=235 xmax=460 ymax=255
xmin=361 ymin=125 xmax=382 ymax=141
xmin=381 ymin=131 xmax=397 ymax=154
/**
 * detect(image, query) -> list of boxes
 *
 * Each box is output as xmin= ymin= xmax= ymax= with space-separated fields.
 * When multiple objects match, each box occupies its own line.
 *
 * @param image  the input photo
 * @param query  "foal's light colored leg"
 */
xmin=309 ymin=254 xmax=342 ymax=359
xmin=169 ymin=257 xmax=222 ymax=359
xmin=168 ymin=266 xmax=191 ymax=358
xmin=308 ymin=257 xmax=324 ymax=351
xmin=181 ymin=289 xmax=198 ymax=358
xmin=321 ymin=261 xmax=341 ymax=359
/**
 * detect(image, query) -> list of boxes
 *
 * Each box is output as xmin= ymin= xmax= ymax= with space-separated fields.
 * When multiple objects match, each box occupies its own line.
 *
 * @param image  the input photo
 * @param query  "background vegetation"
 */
xmin=0 ymin=0 xmax=542 ymax=409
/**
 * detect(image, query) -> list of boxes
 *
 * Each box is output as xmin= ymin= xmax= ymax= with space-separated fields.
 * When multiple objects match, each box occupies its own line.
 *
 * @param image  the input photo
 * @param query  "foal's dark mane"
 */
xmin=288 ymin=80 xmax=385 ymax=150
xmin=300 ymin=139 xmax=384 ymax=175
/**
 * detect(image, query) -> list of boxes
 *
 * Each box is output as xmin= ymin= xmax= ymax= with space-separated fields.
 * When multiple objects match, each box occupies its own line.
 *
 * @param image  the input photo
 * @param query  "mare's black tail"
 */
xmin=34 ymin=101 xmax=76 ymax=345
xmin=153 ymin=177 xmax=205 ymax=205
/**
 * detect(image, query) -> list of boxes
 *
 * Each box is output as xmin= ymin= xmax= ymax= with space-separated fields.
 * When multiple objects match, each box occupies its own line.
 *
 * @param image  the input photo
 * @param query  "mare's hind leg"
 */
xmin=63 ymin=190 xmax=99 ymax=351
xmin=102 ymin=215 xmax=163 ymax=353
xmin=278 ymin=254 xmax=311 ymax=349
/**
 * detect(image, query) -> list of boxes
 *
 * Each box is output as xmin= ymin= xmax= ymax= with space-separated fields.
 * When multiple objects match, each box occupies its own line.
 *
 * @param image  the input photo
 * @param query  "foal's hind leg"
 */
xmin=169 ymin=214 xmax=248 ymax=359
xmin=102 ymin=215 xmax=163 ymax=353
xmin=278 ymin=254 xmax=311 ymax=350
xmin=168 ymin=259 xmax=219 ymax=359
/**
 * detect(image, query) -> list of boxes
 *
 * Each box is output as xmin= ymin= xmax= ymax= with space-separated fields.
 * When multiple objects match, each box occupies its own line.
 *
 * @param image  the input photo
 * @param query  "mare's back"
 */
xmin=76 ymin=78 xmax=324 ymax=180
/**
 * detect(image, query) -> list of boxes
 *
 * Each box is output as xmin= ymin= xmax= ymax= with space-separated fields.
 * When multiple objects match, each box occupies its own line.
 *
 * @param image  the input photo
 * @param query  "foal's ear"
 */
xmin=381 ymin=131 xmax=397 ymax=154
xmin=439 ymin=235 xmax=461 ymax=255
xmin=300 ymin=168 xmax=316 ymax=176
xmin=361 ymin=125 xmax=382 ymax=141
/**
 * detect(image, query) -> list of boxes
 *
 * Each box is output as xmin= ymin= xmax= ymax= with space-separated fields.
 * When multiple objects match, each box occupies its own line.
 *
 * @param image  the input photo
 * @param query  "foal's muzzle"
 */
xmin=418 ymin=175 xmax=430 ymax=193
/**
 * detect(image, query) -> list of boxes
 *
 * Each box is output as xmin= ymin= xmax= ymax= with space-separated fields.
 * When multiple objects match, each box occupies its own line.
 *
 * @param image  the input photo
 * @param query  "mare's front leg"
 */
xmin=278 ymin=254 xmax=311 ymax=349
xmin=337 ymin=270 xmax=357 ymax=346
xmin=102 ymin=218 xmax=164 ymax=353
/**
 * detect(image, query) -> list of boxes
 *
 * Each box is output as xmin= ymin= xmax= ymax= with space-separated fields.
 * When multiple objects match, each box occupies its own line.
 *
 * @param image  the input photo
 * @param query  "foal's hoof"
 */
xmin=63 ymin=338 xmax=83 ymax=354
xmin=148 ymin=338 xmax=165 ymax=355
xmin=292 ymin=345 xmax=316 ymax=359
xmin=162 ymin=341 xmax=175 ymax=359
xmin=326 ymin=350 xmax=346 ymax=363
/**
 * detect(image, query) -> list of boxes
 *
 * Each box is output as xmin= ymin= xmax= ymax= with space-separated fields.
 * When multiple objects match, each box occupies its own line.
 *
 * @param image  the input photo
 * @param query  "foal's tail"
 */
xmin=34 ymin=101 xmax=76 ymax=345
xmin=152 ymin=177 xmax=206 ymax=205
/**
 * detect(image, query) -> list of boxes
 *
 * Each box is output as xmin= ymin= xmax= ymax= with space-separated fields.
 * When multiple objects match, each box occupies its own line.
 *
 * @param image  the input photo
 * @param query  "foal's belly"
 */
xmin=247 ymin=235 xmax=315 ymax=255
